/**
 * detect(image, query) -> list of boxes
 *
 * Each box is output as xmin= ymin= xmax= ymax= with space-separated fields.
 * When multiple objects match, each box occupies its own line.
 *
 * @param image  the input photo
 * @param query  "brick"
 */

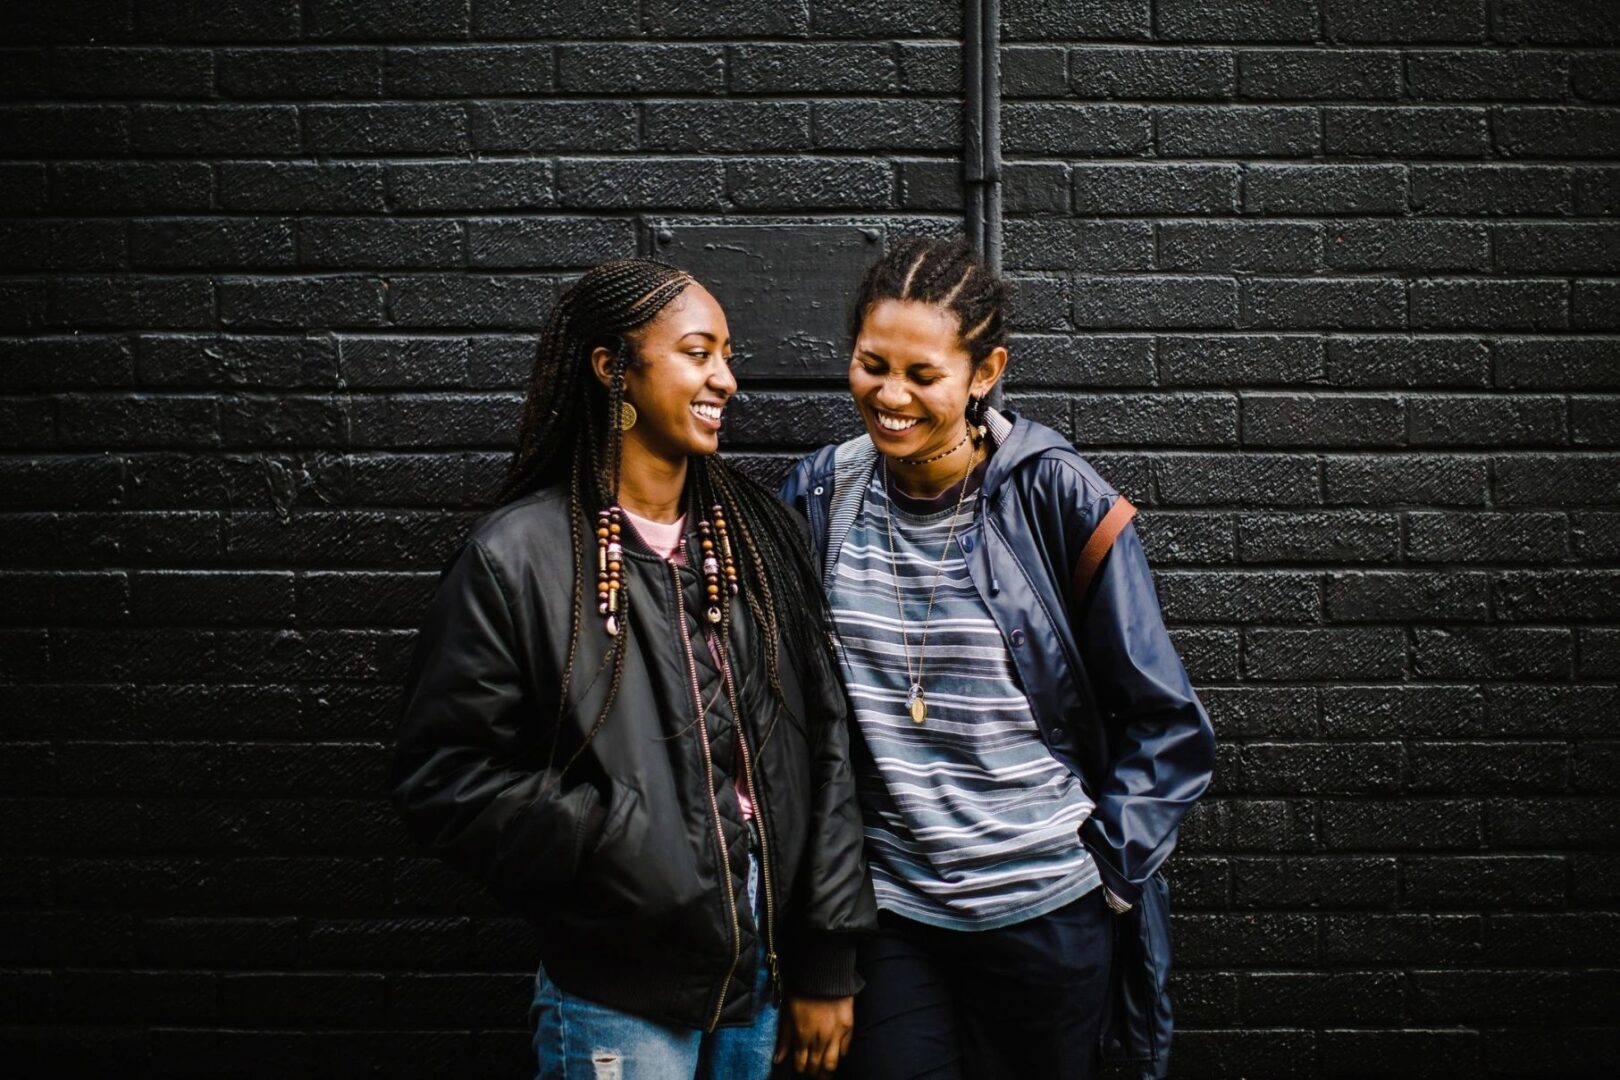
xmin=1326 ymin=336 xmax=1489 ymax=388
xmin=1574 ymin=512 xmax=1620 ymax=558
xmin=1326 ymin=106 xmax=1489 ymax=157
xmin=1240 ymin=50 xmax=1402 ymax=100
xmin=727 ymin=158 xmax=895 ymax=211
xmin=1404 ymin=854 xmax=1565 ymax=906
xmin=1574 ymin=279 xmax=1620 ymax=329
xmin=299 ymin=218 xmax=463 ymax=269
xmin=1410 ymin=280 xmax=1567 ymax=330
xmin=1002 ymin=46 xmax=1067 ymax=97
xmin=556 ymin=44 xmax=721 ymax=94
xmin=1321 ymin=913 xmax=1483 ymax=963
xmin=219 ymin=48 xmax=384 ymax=100
xmin=900 ymin=160 xmax=965 ymax=211
xmin=1492 ymin=1 xmax=1620 ymax=45
xmin=644 ymin=102 xmax=811 ymax=152
xmin=1408 ymin=511 xmax=1569 ymax=562
xmin=1573 ymin=396 xmax=1620 ymax=445
xmin=135 ymin=0 xmax=299 ymax=41
xmin=386 ymin=275 xmax=557 ymax=329
xmin=1233 ymin=856 xmax=1396 ymax=907
xmin=814 ymin=100 xmax=960 ymax=151
xmin=556 ymin=159 xmax=725 ymax=211
xmin=130 ymin=218 xmax=296 ymax=269
xmin=1320 ymin=798 xmax=1482 ymax=849
xmin=0 ymin=219 xmax=125 ymax=272
xmin=137 ymin=335 xmax=338 ymax=388
xmin=218 ymin=277 xmax=387 ymax=330
xmin=476 ymin=0 xmax=637 ymax=37
xmin=1327 ymin=220 xmax=1488 ymax=271
xmin=1155 ymin=570 xmax=1319 ymax=624
xmin=1412 ymin=627 xmax=1573 ymax=679
xmin=1009 ymin=335 xmax=1154 ymax=387
xmin=1242 ymin=741 xmax=1403 ymax=794
xmin=1497 ymin=107 xmax=1620 ymax=159
xmin=218 ymin=163 xmax=385 ymax=213
xmin=1245 ymin=628 xmax=1407 ymax=680
xmin=1069 ymin=47 xmax=1235 ymax=99
xmin=1243 ymin=394 xmax=1404 ymax=448
xmin=51 ymin=276 xmax=214 ymax=330
xmin=465 ymin=218 xmax=635 ymax=269
xmin=1003 ymin=103 xmax=1152 ymax=156
xmin=1411 ymin=164 xmax=1572 ymax=215
xmin=729 ymin=43 xmax=897 ymax=93
xmin=1133 ymin=512 xmax=1235 ymax=566
xmin=0 ymin=163 xmax=48 ymax=213
xmin=1244 ymin=278 xmax=1406 ymax=329
xmin=0 ymin=105 xmax=129 ymax=158
xmin=1003 ymin=0 xmax=1150 ymax=40
xmin=1245 ymin=164 xmax=1408 ymax=214
xmin=1004 ymin=220 xmax=1152 ymax=271
xmin=471 ymin=102 xmax=636 ymax=152
xmin=1237 ymin=510 xmax=1402 ymax=561
xmin=55 ymin=47 xmax=213 ymax=99
xmin=1323 ymin=0 xmax=1487 ymax=42
xmin=0 ymin=336 xmax=135 ymax=389
xmin=1326 ymin=570 xmax=1489 ymax=622
xmin=131 ymin=105 xmax=300 ymax=156
xmin=1574 ymin=166 xmax=1620 ymax=215
xmin=304 ymin=104 xmax=469 ymax=155
xmin=1409 ymin=741 xmax=1569 ymax=794
xmin=387 ymin=161 xmax=553 ymax=211
xmin=337 ymin=338 xmax=469 ymax=389
xmin=1072 ymin=392 xmax=1237 ymax=446
xmin=1495 ymin=224 xmax=1620 ymax=273
xmin=1155 ymin=0 xmax=1318 ymax=42
xmin=1240 ymin=971 xmax=1404 ymax=1025
xmin=896 ymin=42 xmax=961 ymax=93
xmin=1071 ymin=163 xmax=1238 ymax=215
xmin=1573 ymin=54 xmax=1620 ymax=101
xmin=1073 ymin=276 xmax=1237 ymax=329
xmin=1407 ymin=49 xmax=1568 ymax=100
xmin=1160 ymin=222 xmax=1321 ymax=272
xmin=1159 ymin=335 xmax=1324 ymax=386
xmin=386 ymin=46 xmax=553 ymax=97
xmin=1409 ymin=394 xmax=1566 ymax=447
xmin=1176 ymin=912 xmax=1318 ymax=965
xmin=809 ymin=0 xmax=957 ymax=36
xmin=304 ymin=0 xmax=470 ymax=40
xmin=56 ymin=395 xmax=218 ymax=449
xmin=1157 ymin=453 xmax=1320 ymax=506
xmin=1158 ymin=106 xmax=1319 ymax=157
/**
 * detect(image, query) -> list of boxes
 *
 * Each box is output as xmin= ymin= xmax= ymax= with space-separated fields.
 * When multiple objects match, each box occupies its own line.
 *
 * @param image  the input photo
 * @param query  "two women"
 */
xmin=779 ymin=238 xmax=1215 ymax=1079
xmin=393 ymin=239 xmax=1214 ymax=1080
xmin=391 ymin=260 xmax=876 ymax=1080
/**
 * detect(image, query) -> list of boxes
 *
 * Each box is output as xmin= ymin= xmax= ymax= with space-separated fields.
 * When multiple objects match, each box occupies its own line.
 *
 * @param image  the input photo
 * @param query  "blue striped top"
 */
xmin=827 ymin=462 xmax=1100 ymax=930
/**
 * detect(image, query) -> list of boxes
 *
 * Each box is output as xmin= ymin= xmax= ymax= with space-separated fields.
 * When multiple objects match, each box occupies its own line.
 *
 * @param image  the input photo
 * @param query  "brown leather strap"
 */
xmin=1072 ymin=496 xmax=1136 ymax=603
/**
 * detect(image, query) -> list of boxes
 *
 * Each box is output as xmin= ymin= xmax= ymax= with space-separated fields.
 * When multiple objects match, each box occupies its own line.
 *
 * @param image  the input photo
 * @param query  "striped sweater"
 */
xmin=827 ymin=460 xmax=1100 ymax=930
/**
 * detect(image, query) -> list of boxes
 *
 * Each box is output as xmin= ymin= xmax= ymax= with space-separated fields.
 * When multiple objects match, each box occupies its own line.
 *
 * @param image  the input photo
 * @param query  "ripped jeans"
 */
xmin=531 ymin=855 xmax=777 ymax=1080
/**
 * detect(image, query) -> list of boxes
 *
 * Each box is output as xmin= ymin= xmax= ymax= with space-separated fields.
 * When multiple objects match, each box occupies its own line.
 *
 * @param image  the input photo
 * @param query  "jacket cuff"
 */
xmin=1080 ymin=825 xmax=1143 ymax=907
xmin=786 ymin=934 xmax=864 ymax=999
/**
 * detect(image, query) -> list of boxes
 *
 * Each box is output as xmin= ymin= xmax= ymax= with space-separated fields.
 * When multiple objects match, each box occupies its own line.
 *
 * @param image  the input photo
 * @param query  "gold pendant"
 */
xmin=907 ymin=684 xmax=927 ymax=725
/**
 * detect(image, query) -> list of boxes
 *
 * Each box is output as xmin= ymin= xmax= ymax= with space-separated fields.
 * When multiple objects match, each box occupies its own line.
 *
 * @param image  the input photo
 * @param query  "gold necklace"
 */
xmin=881 ymin=443 xmax=980 ymax=725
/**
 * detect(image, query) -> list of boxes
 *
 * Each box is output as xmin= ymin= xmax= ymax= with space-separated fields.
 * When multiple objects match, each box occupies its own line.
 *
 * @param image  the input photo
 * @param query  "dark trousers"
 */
xmin=843 ymin=887 xmax=1114 ymax=1080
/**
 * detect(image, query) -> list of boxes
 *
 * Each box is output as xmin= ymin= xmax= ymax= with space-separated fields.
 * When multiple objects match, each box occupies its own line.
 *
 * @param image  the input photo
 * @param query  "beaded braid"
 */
xmin=847 ymin=236 xmax=1010 ymax=366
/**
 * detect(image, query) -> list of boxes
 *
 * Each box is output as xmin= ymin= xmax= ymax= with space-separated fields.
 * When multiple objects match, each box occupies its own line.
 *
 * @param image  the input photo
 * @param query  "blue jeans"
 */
xmin=532 ymin=856 xmax=777 ymax=1080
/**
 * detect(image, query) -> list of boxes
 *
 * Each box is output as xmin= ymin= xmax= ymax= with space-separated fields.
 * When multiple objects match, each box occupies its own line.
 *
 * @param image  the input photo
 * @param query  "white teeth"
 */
xmin=877 ymin=412 xmax=920 ymax=431
xmin=693 ymin=403 xmax=722 ymax=421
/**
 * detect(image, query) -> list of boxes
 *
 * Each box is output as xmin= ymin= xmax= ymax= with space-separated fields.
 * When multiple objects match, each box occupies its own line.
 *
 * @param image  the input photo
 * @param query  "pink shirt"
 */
xmin=620 ymin=508 xmax=753 ymax=823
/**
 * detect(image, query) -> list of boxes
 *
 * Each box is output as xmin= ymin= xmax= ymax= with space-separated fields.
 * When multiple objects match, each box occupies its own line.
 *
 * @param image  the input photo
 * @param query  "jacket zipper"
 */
xmin=670 ymin=550 xmax=742 ymax=1033
xmin=715 ymin=634 xmax=781 ymax=997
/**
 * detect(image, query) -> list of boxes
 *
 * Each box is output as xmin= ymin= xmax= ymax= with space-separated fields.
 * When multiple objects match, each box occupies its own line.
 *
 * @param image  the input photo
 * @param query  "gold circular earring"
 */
xmin=618 ymin=401 xmax=638 ymax=432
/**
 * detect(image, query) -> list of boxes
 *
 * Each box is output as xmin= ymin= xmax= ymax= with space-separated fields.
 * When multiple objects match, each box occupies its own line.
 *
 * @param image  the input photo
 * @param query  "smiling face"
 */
xmin=849 ymin=298 xmax=1006 ymax=460
xmin=591 ymin=282 xmax=736 ymax=463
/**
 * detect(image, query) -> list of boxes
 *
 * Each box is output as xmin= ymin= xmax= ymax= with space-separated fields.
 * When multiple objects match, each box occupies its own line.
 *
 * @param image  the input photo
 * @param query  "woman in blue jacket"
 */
xmin=779 ymin=238 xmax=1215 ymax=1080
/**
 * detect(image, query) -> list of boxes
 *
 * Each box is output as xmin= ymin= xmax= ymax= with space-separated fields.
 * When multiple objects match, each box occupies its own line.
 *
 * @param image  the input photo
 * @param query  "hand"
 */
xmin=772 ymin=995 xmax=854 ymax=1077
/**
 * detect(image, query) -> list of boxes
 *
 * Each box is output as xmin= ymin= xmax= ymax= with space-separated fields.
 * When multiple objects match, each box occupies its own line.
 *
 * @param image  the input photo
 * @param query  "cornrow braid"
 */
xmin=848 ymin=236 xmax=1010 ymax=366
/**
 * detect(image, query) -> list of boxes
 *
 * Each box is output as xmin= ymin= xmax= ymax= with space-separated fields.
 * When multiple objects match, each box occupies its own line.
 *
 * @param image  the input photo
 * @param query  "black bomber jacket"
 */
xmin=390 ymin=484 xmax=878 ymax=1030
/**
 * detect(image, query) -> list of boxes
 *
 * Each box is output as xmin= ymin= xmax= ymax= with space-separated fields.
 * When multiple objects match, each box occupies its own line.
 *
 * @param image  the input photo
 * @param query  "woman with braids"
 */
xmin=392 ymin=258 xmax=877 ymax=1080
xmin=780 ymin=238 xmax=1216 ymax=1080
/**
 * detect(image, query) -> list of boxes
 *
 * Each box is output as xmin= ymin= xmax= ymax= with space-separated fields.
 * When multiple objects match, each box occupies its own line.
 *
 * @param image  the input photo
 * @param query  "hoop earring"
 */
xmin=967 ymin=394 xmax=987 ymax=443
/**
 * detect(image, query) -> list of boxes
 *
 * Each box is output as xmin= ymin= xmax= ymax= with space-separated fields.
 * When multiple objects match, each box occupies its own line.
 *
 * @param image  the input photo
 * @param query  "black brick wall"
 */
xmin=2 ymin=2 xmax=1617 ymax=1076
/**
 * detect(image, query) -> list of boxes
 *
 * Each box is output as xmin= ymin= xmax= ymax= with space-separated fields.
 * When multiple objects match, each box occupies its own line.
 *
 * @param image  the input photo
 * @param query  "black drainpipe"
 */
xmin=964 ymin=0 xmax=1004 ymax=407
